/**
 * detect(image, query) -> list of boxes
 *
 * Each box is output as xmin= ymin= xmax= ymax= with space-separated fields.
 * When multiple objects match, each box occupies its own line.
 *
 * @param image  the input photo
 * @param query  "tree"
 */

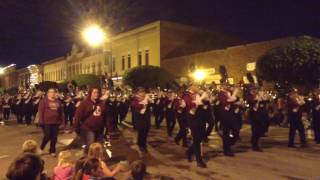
xmin=68 ymin=74 xmax=101 ymax=88
xmin=256 ymin=36 xmax=320 ymax=86
xmin=38 ymin=81 xmax=58 ymax=92
xmin=123 ymin=66 xmax=175 ymax=89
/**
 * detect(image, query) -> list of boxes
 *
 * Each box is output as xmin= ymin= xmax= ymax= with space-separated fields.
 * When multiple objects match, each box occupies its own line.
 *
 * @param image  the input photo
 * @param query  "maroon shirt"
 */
xmin=74 ymin=98 xmax=107 ymax=132
xmin=38 ymin=97 xmax=64 ymax=125
xmin=182 ymin=91 xmax=196 ymax=114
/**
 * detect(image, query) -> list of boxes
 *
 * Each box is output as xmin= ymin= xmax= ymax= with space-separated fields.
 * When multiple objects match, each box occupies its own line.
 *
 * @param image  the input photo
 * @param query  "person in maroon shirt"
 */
xmin=74 ymin=87 xmax=107 ymax=153
xmin=38 ymin=88 xmax=64 ymax=156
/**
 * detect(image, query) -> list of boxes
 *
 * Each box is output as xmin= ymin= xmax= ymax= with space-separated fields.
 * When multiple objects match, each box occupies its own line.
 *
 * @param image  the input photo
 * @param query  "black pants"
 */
xmin=205 ymin=116 xmax=214 ymax=139
xmin=155 ymin=111 xmax=164 ymax=128
xmin=314 ymin=122 xmax=320 ymax=143
xmin=16 ymin=112 xmax=23 ymax=124
xmin=175 ymin=112 xmax=188 ymax=145
xmin=222 ymin=126 xmax=233 ymax=153
xmin=25 ymin=113 xmax=32 ymax=125
xmin=3 ymin=108 xmax=10 ymax=120
xmin=137 ymin=128 xmax=149 ymax=150
xmin=186 ymin=140 xmax=202 ymax=163
xmin=166 ymin=111 xmax=176 ymax=136
xmin=251 ymin=124 xmax=262 ymax=148
xmin=65 ymin=112 xmax=74 ymax=126
xmin=40 ymin=124 xmax=60 ymax=153
xmin=187 ymin=114 xmax=203 ymax=163
xmin=288 ymin=121 xmax=306 ymax=146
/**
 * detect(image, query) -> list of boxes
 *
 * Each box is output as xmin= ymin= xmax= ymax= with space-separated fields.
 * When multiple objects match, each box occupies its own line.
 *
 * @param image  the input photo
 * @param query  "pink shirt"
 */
xmin=53 ymin=165 xmax=74 ymax=180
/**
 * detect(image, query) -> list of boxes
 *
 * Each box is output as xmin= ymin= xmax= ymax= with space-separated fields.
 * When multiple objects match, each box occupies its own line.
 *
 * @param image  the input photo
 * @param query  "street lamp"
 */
xmin=193 ymin=69 xmax=207 ymax=81
xmin=82 ymin=25 xmax=106 ymax=47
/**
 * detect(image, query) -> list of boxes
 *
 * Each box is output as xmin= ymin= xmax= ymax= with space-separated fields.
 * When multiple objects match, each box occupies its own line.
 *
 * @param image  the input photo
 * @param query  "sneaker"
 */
xmin=186 ymin=152 xmax=192 ymax=162
xmin=197 ymin=161 xmax=207 ymax=168
xmin=252 ymin=146 xmax=263 ymax=152
xmin=288 ymin=144 xmax=297 ymax=148
xmin=38 ymin=149 xmax=45 ymax=155
xmin=50 ymin=153 xmax=57 ymax=157
xmin=224 ymin=151 xmax=235 ymax=157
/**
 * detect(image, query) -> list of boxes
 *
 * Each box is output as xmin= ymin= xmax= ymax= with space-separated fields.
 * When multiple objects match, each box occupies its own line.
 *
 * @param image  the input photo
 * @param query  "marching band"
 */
xmin=0 ymin=81 xmax=319 ymax=168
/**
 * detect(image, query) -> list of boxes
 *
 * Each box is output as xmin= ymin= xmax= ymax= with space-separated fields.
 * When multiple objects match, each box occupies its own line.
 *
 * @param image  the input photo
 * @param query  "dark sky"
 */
xmin=0 ymin=0 xmax=320 ymax=68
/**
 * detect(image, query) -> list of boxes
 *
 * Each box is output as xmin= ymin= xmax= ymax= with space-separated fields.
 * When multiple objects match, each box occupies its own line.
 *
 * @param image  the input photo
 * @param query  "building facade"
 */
xmin=0 ymin=20 xmax=311 ymax=89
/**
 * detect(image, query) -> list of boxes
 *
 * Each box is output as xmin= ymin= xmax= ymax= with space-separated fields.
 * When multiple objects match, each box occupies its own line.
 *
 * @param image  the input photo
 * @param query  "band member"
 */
xmin=119 ymin=93 xmax=130 ymax=123
xmin=131 ymin=88 xmax=151 ymax=153
xmin=38 ymin=88 xmax=64 ymax=156
xmin=287 ymin=88 xmax=307 ymax=148
xmin=14 ymin=94 xmax=24 ymax=124
xmin=184 ymin=84 xmax=207 ymax=168
xmin=311 ymin=88 xmax=320 ymax=144
xmin=247 ymin=87 xmax=267 ymax=152
xmin=164 ymin=90 xmax=176 ymax=137
xmin=105 ymin=91 xmax=118 ymax=133
xmin=199 ymin=88 xmax=214 ymax=142
xmin=64 ymin=95 xmax=76 ymax=127
xmin=32 ymin=91 xmax=43 ymax=121
xmin=23 ymin=92 xmax=33 ymax=125
xmin=174 ymin=89 xmax=188 ymax=147
xmin=153 ymin=90 xmax=165 ymax=129
xmin=74 ymin=87 xmax=107 ymax=153
xmin=218 ymin=84 xmax=238 ymax=156
xmin=2 ymin=94 xmax=12 ymax=121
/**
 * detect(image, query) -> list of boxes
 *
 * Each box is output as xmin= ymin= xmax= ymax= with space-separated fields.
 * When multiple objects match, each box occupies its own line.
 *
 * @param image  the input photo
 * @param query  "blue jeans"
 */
xmin=81 ymin=130 xmax=104 ymax=153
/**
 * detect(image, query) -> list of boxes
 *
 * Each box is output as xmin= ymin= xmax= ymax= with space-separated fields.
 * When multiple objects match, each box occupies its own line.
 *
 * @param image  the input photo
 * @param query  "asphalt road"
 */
xmin=0 ymin=116 xmax=320 ymax=180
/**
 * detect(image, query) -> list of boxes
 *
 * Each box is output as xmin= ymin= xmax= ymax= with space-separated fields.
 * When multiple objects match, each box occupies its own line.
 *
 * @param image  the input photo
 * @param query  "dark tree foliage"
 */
xmin=256 ymin=36 xmax=320 ymax=86
xmin=38 ymin=81 xmax=58 ymax=92
xmin=123 ymin=66 xmax=174 ymax=89
xmin=68 ymin=74 xmax=101 ymax=88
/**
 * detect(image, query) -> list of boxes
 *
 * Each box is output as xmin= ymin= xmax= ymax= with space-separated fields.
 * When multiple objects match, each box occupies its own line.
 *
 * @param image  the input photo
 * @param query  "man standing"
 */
xmin=287 ymin=89 xmax=307 ymax=148
xmin=174 ymin=89 xmax=188 ymax=147
xmin=218 ymin=84 xmax=238 ymax=156
xmin=184 ymin=85 xmax=207 ymax=168
xmin=2 ymin=94 xmax=12 ymax=121
xmin=38 ymin=88 xmax=64 ymax=156
xmin=311 ymin=88 xmax=320 ymax=144
xmin=131 ymin=88 xmax=151 ymax=153
xmin=74 ymin=87 xmax=107 ymax=152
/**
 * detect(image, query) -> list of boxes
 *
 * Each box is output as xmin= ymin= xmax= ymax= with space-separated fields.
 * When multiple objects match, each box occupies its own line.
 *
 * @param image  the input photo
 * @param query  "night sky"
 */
xmin=0 ymin=0 xmax=319 ymax=68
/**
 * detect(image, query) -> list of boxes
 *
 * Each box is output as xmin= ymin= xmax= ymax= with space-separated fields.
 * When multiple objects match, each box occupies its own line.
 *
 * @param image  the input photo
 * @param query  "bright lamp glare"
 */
xmin=0 ymin=68 xmax=4 ymax=75
xmin=193 ymin=70 xmax=206 ymax=81
xmin=83 ymin=25 xmax=106 ymax=47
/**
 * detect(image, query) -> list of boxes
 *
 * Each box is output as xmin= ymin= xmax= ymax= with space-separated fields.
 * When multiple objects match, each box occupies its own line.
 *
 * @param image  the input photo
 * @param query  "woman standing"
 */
xmin=38 ymin=88 xmax=64 ymax=156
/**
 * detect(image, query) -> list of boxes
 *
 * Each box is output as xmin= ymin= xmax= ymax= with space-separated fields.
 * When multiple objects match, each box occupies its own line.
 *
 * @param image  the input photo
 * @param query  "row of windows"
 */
xmin=44 ymin=69 xmax=64 ymax=81
xmin=121 ymin=50 xmax=150 ymax=71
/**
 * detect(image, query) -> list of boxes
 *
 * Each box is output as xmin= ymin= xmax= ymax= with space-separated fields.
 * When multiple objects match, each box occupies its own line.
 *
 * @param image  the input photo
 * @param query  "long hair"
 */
xmin=88 ymin=143 xmax=105 ymax=161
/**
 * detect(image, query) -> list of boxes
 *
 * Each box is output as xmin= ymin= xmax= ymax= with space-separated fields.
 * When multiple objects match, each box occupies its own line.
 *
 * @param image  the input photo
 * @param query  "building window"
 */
xmin=79 ymin=63 xmax=82 ymax=74
xmin=92 ymin=63 xmax=96 ymax=74
xmin=138 ymin=52 xmax=142 ymax=66
xmin=112 ymin=57 xmax=116 ymax=72
xmin=76 ymin=64 xmax=79 ymax=75
xmin=145 ymin=50 xmax=149 ymax=65
xmin=122 ymin=56 xmax=125 ymax=70
xmin=98 ymin=62 xmax=102 ymax=75
xmin=128 ymin=54 xmax=131 ymax=68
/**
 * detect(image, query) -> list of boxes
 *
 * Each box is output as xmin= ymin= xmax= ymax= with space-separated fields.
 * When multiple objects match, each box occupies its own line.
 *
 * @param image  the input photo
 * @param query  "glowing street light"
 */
xmin=193 ymin=69 xmax=207 ymax=81
xmin=82 ymin=25 xmax=106 ymax=47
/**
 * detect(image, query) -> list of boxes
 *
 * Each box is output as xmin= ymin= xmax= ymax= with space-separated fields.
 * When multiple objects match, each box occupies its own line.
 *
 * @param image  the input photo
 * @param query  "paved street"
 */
xmin=1 ymin=116 xmax=320 ymax=180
